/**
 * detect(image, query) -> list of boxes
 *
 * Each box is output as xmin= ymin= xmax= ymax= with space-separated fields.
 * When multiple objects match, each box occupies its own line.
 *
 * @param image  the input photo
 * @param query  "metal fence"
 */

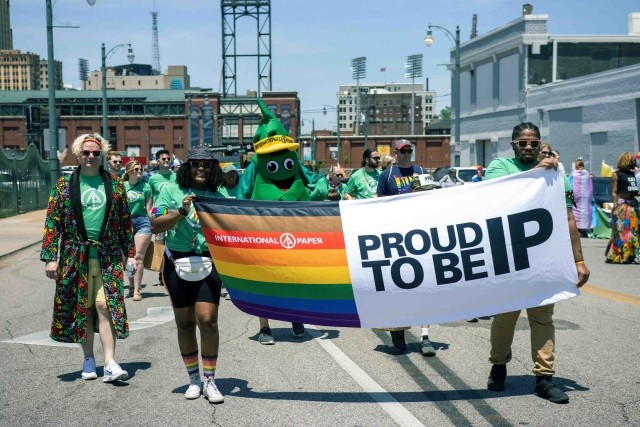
xmin=0 ymin=144 xmax=52 ymax=218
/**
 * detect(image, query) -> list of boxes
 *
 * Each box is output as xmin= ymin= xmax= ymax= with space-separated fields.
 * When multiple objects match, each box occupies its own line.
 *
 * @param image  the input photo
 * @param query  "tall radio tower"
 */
xmin=151 ymin=0 xmax=161 ymax=74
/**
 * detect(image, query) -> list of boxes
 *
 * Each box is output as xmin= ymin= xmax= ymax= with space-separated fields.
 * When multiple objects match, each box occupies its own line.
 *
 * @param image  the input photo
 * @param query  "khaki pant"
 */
xmin=489 ymin=304 xmax=555 ymax=376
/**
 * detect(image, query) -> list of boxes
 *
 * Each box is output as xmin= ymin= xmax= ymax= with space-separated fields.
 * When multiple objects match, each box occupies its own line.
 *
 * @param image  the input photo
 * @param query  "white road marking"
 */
xmin=307 ymin=325 xmax=426 ymax=427
xmin=2 ymin=306 xmax=174 ymax=348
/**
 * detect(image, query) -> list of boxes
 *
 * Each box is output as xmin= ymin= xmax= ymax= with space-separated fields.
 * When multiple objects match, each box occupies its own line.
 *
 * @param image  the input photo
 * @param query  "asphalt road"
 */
xmin=0 ymin=237 xmax=638 ymax=427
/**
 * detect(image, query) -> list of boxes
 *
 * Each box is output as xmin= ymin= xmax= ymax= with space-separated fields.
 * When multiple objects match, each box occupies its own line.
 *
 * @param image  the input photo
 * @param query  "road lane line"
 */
xmin=581 ymin=284 xmax=640 ymax=307
xmin=307 ymin=325 xmax=425 ymax=427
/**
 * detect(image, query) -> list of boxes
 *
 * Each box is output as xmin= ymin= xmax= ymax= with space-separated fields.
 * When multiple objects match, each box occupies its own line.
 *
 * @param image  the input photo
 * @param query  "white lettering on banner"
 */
xmin=339 ymin=168 xmax=580 ymax=328
xmin=213 ymin=234 xmax=324 ymax=247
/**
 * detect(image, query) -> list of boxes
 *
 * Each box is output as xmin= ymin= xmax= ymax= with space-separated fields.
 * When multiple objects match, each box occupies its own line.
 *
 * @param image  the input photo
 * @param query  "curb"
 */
xmin=0 ymin=241 xmax=41 ymax=261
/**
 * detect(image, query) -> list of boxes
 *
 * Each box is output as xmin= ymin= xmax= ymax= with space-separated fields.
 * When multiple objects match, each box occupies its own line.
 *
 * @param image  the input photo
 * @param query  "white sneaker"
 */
xmin=185 ymin=377 xmax=201 ymax=400
xmin=203 ymin=377 xmax=224 ymax=403
xmin=103 ymin=360 xmax=129 ymax=383
xmin=81 ymin=356 xmax=98 ymax=380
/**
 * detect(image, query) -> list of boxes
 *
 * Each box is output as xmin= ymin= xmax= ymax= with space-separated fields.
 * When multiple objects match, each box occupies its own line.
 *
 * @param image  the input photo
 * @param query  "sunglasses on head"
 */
xmin=399 ymin=149 xmax=413 ymax=154
xmin=82 ymin=150 xmax=102 ymax=157
xmin=513 ymin=139 xmax=541 ymax=148
xmin=189 ymin=161 xmax=215 ymax=169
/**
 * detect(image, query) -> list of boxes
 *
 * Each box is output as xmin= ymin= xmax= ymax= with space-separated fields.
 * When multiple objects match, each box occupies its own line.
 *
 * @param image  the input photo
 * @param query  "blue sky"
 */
xmin=9 ymin=0 xmax=639 ymax=133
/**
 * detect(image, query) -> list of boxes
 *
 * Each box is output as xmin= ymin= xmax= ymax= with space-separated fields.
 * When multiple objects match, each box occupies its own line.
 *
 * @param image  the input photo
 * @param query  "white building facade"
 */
xmin=454 ymin=11 xmax=640 ymax=170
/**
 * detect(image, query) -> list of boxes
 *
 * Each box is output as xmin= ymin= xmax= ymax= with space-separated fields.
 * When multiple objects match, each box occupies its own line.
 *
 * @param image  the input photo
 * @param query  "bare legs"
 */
xmin=129 ymin=233 xmax=151 ymax=297
xmin=174 ymin=302 xmax=220 ymax=359
xmin=81 ymin=301 xmax=117 ymax=362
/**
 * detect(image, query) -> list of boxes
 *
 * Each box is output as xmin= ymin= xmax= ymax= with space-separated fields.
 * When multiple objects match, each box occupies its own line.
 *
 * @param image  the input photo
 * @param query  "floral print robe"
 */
xmin=40 ymin=168 xmax=135 ymax=343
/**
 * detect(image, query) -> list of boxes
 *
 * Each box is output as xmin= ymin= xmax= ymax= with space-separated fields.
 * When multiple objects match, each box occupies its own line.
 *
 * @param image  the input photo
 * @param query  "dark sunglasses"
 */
xmin=540 ymin=150 xmax=556 ymax=157
xmin=189 ymin=161 xmax=215 ymax=169
xmin=133 ymin=168 xmax=142 ymax=172
xmin=159 ymin=157 xmax=171 ymax=162
xmin=82 ymin=150 xmax=102 ymax=157
xmin=398 ymin=149 xmax=413 ymax=154
xmin=513 ymin=139 xmax=541 ymax=148
xmin=371 ymin=156 xmax=381 ymax=161
xmin=110 ymin=160 xmax=122 ymax=164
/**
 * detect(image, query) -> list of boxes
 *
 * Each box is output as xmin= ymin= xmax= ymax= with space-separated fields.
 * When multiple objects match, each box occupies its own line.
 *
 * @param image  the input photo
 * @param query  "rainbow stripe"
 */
xmin=194 ymin=198 xmax=360 ymax=327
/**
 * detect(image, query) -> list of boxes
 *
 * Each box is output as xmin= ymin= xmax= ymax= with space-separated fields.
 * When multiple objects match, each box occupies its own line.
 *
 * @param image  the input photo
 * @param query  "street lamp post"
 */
xmin=424 ymin=25 xmax=460 ymax=164
xmin=323 ymin=104 xmax=341 ymax=164
xmin=45 ymin=0 xmax=59 ymax=185
xmin=102 ymin=43 xmax=134 ymax=140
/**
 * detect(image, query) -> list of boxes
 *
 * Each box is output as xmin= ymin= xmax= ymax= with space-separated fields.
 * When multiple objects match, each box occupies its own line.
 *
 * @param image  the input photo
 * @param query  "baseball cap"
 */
xmin=395 ymin=139 xmax=412 ymax=150
xmin=186 ymin=146 xmax=213 ymax=161
xmin=222 ymin=164 xmax=238 ymax=173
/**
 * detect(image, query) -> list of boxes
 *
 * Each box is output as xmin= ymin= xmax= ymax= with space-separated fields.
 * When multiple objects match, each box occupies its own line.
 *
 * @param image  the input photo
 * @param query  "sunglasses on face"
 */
xmin=82 ymin=150 xmax=102 ymax=157
xmin=371 ymin=156 xmax=381 ymax=161
xmin=513 ymin=139 xmax=541 ymax=148
xmin=398 ymin=149 xmax=413 ymax=154
xmin=110 ymin=160 xmax=122 ymax=164
xmin=133 ymin=168 xmax=142 ymax=172
xmin=159 ymin=157 xmax=171 ymax=162
xmin=189 ymin=161 xmax=214 ymax=169
xmin=540 ymin=150 xmax=556 ymax=157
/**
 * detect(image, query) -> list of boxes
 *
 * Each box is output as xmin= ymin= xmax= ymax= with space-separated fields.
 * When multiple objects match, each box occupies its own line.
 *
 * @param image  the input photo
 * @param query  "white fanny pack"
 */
xmin=165 ymin=247 xmax=213 ymax=282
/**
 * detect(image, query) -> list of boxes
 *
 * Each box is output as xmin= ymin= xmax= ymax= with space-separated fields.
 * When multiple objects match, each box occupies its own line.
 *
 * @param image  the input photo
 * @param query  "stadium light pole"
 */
xmin=350 ymin=57 xmax=366 ymax=139
xmin=404 ymin=54 xmax=423 ymax=136
xmin=102 ymin=43 xmax=135 ymax=140
xmin=424 ymin=25 xmax=460 ymax=155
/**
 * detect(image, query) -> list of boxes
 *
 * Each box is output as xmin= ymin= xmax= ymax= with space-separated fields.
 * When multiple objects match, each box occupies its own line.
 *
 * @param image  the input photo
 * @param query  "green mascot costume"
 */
xmin=236 ymin=100 xmax=329 ymax=201
xmin=236 ymin=99 xmax=329 ymax=344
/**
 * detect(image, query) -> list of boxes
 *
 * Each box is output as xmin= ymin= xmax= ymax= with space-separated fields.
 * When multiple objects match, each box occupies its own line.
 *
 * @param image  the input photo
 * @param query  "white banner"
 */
xmin=340 ymin=168 xmax=579 ymax=328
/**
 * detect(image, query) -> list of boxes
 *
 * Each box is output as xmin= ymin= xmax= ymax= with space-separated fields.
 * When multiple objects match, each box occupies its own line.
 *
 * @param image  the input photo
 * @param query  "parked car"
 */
xmin=592 ymin=176 xmax=613 ymax=212
xmin=432 ymin=166 xmax=484 ymax=183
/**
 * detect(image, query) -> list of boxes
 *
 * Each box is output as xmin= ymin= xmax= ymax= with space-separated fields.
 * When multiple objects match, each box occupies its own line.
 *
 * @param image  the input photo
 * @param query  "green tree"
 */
xmin=439 ymin=107 xmax=451 ymax=121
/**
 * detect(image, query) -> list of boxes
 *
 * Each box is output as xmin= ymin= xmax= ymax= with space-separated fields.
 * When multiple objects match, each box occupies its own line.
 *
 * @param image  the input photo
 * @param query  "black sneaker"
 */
xmin=487 ymin=364 xmax=507 ymax=391
xmin=258 ymin=327 xmax=275 ymax=345
xmin=534 ymin=376 xmax=569 ymax=404
xmin=420 ymin=336 xmax=436 ymax=357
xmin=292 ymin=322 xmax=305 ymax=338
xmin=390 ymin=330 xmax=407 ymax=352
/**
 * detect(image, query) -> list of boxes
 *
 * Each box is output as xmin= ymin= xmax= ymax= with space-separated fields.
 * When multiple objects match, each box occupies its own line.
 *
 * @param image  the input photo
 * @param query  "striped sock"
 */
xmin=181 ymin=350 xmax=199 ymax=377
xmin=202 ymin=354 xmax=217 ymax=378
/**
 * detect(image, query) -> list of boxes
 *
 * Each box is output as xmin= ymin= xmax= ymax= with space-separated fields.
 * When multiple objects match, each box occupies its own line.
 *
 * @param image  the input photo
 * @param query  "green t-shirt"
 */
xmin=345 ymin=168 xmax=380 ymax=199
xmin=148 ymin=171 xmax=176 ymax=199
xmin=217 ymin=185 xmax=238 ymax=198
xmin=124 ymin=181 xmax=152 ymax=216
xmin=154 ymin=183 xmax=226 ymax=253
xmin=485 ymin=157 xmax=572 ymax=207
xmin=79 ymin=174 xmax=106 ymax=259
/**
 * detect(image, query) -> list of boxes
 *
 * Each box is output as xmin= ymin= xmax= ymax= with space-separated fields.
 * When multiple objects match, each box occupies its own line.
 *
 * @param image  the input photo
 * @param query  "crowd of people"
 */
xmin=40 ymin=118 xmax=636 ymax=406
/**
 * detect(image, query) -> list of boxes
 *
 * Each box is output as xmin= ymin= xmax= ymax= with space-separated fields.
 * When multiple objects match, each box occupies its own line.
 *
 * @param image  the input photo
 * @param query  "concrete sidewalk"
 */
xmin=0 ymin=209 xmax=47 ymax=258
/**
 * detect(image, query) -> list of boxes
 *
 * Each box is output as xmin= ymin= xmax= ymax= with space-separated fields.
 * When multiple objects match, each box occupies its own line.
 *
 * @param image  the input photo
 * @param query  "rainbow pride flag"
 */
xmin=195 ymin=198 xmax=360 ymax=327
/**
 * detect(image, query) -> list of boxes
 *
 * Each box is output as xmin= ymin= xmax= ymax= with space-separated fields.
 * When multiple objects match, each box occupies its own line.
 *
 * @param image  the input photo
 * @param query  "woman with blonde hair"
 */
xmin=122 ymin=160 xmax=153 ymax=300
xmin=41 ymin=133 xmax=135 ymax=382
xmin=379 ymin=154 xmax=395 ymax=171
xmin=606 ymin=152 xmax=639 ymax=263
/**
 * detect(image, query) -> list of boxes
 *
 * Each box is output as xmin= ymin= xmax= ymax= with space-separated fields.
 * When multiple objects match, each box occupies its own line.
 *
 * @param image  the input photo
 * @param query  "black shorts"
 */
xmin=162 ymin=249 xmax=222 ymax=308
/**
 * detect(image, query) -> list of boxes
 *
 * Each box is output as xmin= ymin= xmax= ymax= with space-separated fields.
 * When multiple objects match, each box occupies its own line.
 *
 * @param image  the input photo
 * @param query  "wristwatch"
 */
xmin=178 ymin=207 xmax=188 ymax=216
